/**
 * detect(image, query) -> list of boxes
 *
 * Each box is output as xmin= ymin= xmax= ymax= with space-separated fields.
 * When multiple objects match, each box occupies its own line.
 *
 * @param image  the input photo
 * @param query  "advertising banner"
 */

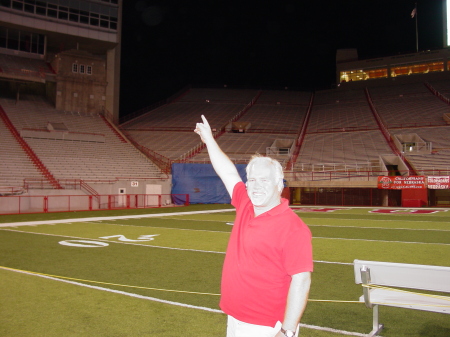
xmin=428 ymin=176 xmax=450 ymax=189
xmin=377 ymin=176 xmax=426 ymax=189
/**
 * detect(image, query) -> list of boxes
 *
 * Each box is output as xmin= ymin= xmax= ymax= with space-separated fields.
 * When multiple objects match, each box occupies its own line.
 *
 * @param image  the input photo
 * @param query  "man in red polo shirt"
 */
xmin=195 ymin=115 xmax=313 ymax=337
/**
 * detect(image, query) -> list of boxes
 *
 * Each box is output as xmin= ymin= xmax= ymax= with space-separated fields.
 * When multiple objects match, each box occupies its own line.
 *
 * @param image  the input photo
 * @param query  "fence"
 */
xmin=292 ymin=187 xmax=402 ymax=207
xmin=0 ymin=186 xmax=25 ymax=195
xmin=285 ymin=169 xmax=450 ymax=182
xmin=285 ymin=170 xmax=382 ymax=182
xmin=291 ymin=187 xmax=450 ymax=207
xmin=0 ymin=193 xmax=190 ymax=215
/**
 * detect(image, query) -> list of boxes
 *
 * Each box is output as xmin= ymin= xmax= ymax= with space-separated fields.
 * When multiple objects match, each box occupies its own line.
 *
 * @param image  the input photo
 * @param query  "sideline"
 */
xmin=0 ymin=208 xmax=235 ymax=228
xmin=0 ymin=228 xmax=227 ymax=254
xmin=1 ymin=266 xmax=368 ymax=337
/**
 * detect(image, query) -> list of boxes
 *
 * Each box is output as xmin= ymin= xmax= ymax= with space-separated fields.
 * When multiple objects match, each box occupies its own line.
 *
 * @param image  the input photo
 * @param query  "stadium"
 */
xmin=0 ymin=1 xmax=449 ymax=336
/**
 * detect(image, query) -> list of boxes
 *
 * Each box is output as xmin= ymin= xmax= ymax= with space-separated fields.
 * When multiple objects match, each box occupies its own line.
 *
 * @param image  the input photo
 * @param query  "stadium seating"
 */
xmin=239 ymin=103 xmax=307 ymax=133
xmin=295 ymin=131 xmax=391 ymax=167
xmin=195 ymin=133 xmax=288 ymax=163
xmin=127 ymin=130 xmax=202 ymax=160
xmin=307 ymin=101 xmax=378 ymax=133
xmin=0 ymin=96 xmax=162 ymax=183
xmin=122 ymin=101 xmax=246 ymax=130
xmin=396 ymin=126 xmax=450 ymax=175
xmin=369 ymin=85 xmax=449 ymax=128
xmin=313 ymin=87 xmax=368 ymax=105
xmin=1 ymin=82 xmax=450 ymax=192
xmin=427 ymin=79 xmax=450 ymax=97
xmin=176 ymin=88 xmax=259 ymax=103
xmin=256 ymin=89 xmax=311 ymax=105
xmin=118 ymin=84 xmax=450 ymax=178
xmin=120 ymin=88 xmax=262 ymax=161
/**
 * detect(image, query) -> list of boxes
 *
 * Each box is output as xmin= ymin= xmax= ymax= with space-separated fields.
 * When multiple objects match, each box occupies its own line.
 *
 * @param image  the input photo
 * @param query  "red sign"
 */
xmin=428 ymin=176 xmax=450 ymax=189
xmin=377 ymin=176 xmax=426 ymax=189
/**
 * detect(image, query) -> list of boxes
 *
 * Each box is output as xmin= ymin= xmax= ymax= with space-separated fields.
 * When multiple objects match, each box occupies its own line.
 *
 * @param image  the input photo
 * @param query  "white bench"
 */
xmin=353 ymin=259 xmax=450 ymax=336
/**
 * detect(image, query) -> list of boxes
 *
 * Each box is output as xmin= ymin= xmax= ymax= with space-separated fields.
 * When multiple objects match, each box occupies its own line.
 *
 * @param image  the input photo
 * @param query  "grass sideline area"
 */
xmin=1 ymin=205 xmax=449 ymax=336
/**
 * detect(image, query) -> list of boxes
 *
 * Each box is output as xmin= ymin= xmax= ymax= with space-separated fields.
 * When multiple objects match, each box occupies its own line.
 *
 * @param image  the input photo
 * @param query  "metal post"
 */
xmin=368 ymin=305 xmax=384 ymax=337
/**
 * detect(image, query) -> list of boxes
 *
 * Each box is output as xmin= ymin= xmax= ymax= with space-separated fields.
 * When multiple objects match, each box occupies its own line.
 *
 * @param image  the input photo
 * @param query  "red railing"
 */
xmin=0 ymin=193 xmax=190 ymax=215
xmin=285 ymin=170 xmax=379 ymax=182
xmin=124 ymin=127 xmax=194 ymax=132
xmin=21 ymin=127 xmax=105 ymax=137
xmin=386 ymin=122 xmax=446 ymax=129
xmin=128 ymin=140 xmax=172 ymax=175
xmin=285 ymin=169 xmax=450 ymax=182
xmin=424 ymin=81 xmax=450 ymax=105
xmin=286 ymin=92 xmax=314 ymax=170
xmin=364 ymin=88 xmax=417 ymax=175
xmin=310 ymin=125 xmax=378 ymax=133
xmin=100 ymin=113 xmax=127 ymax=142
xmin=0 ymin=186 xmax=24 ymax=195
xmin=23 ymin=178 xmax=169 ymax=189
xmin=236 ymin=128 xmax=298 ymax=134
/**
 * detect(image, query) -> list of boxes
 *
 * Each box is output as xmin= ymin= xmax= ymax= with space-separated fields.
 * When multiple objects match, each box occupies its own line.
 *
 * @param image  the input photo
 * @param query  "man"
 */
xmin=195 ymin=115 xmax=313 ymax=337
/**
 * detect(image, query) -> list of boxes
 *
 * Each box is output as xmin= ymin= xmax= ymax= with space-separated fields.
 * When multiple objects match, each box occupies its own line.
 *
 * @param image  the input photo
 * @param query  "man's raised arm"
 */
xmin=194 ymin=115 xmax=242 ymax=196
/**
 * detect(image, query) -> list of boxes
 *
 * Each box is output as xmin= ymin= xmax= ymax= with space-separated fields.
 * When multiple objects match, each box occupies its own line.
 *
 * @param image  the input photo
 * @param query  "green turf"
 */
xmin=0 ymin=271 xmax=347 ymax=337
xmin=0 ymin=268 xmax=225 ymax=337
xmin=0 ymin=230 xmax=223 ymax=309
xmin=1 ymin=205 xmax=449 ymax=336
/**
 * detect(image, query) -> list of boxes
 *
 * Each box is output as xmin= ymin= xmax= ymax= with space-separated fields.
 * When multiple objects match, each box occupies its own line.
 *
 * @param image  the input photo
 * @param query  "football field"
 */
xmin=1 ymin=205 xmax=449 ymax=336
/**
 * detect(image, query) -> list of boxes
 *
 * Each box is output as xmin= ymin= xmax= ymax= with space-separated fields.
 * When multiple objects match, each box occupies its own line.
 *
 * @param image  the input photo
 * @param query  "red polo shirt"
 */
xmin=220 ymin=182 xmax=313 ymax=326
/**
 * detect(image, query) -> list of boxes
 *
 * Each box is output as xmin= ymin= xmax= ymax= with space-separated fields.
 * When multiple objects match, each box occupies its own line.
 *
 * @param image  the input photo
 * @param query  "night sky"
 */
xmin=119 ymin=0 xmax=445 ymax=117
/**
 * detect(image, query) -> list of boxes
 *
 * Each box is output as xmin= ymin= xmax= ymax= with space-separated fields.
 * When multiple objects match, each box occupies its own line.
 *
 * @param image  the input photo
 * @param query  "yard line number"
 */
xmin=58 ymin=234 xmax=159 ymax=248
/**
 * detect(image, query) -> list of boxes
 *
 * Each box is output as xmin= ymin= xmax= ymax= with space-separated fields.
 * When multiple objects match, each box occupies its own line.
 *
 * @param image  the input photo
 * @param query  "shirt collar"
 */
xmin=256 ymin=198 xmax=290 ymax=217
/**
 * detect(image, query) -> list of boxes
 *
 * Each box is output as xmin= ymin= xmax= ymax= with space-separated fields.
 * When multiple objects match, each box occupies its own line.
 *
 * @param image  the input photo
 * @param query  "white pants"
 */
xmin=226 ymin=315 xmax=299 ymax=337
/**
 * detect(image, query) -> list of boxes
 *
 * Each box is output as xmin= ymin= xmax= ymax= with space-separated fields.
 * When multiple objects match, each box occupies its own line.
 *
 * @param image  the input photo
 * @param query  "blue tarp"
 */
xmin=171 ymin=163 xmax=247 ymax=204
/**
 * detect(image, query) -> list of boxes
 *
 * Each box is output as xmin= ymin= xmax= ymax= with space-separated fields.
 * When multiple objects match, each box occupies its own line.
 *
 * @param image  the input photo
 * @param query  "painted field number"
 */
xmin=99 ymin=234 xmax=159 ymax=242
xmin=59 ymin=234 xmax=159 ymax=248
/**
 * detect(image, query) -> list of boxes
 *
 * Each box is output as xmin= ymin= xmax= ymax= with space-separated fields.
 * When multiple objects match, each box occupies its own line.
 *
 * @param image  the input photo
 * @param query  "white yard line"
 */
xmin=0 ymin=266 xmax=222 ymax=313
xmin=0 ymin=209 xmax=235 ymax=228
xmin=148 ymin=216 xmax=450 ymax=232
xmin=307 ymin=223 xmax=450 ymax=232
xmin=2 ymin=226 xmax=447 ymax=264
xmin=314 ymin=236 xmax=450 ymax=246
xmin=0 ymin=228 xmax=226 ymax=254
xmin=1 ymin=266 xmax=368 ymax=336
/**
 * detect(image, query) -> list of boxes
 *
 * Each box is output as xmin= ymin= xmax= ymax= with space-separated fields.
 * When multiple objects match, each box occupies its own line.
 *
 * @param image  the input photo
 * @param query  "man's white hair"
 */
xmin=246 ymin=154 xmax=284 ymax=191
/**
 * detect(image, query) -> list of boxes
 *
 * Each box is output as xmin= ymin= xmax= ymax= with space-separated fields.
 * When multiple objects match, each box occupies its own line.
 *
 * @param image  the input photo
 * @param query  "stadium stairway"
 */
xmin=100 ymin=114 xmax=128 ymax=143
xmin=364 ymin=88 xmax=417 ymax=175
xmin=286 ymin=92 xmax=314 ymax=170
